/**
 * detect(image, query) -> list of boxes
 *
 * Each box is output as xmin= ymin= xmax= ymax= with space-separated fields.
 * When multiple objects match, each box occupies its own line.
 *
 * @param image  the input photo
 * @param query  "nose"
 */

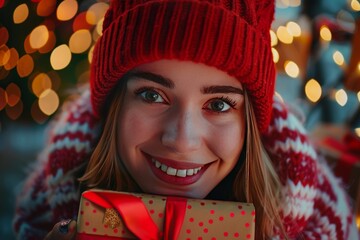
xmin=161 ymin=107 xmax=202 ymax=153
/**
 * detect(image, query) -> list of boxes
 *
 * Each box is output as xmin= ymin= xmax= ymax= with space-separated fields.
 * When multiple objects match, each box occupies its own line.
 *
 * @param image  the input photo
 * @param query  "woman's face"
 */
xmin=117 ymin=60 xmax=245 ymax=198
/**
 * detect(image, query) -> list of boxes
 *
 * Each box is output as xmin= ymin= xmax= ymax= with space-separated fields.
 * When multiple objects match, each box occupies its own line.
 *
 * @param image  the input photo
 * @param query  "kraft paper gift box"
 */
xmin=76 ymin=189 xmax=255 ymax=240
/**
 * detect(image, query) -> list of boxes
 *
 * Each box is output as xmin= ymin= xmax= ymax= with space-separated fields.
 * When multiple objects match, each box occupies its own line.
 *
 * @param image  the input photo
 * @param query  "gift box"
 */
xmin=76 ymin=189 xmax=255 ymax=240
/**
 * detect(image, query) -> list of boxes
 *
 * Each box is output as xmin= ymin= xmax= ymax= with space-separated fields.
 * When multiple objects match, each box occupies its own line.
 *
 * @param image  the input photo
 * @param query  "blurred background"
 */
xmin=0 ymin=0 xmax=360 ymax=239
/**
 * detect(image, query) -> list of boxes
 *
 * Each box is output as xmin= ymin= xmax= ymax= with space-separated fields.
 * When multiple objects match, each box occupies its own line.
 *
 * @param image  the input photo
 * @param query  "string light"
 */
xmin=57 ymin=0 xmax=78 ymax=21
xmin=29 ymin=25 xmax=49 ymax=49
xmin=38 ymin=89 xmax=59 ymax=116
xmin=286 ymin=21 xmax=301 ymax=37
xmin=272 ymin=48 xmax=280 ymax=63
xmin=277 ymin=26 xmax=293 ymax=44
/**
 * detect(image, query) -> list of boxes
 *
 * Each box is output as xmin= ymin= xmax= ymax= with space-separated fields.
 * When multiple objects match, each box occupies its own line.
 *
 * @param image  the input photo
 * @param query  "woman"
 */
xmin=13 ymin=0 xmax=359 ymax=239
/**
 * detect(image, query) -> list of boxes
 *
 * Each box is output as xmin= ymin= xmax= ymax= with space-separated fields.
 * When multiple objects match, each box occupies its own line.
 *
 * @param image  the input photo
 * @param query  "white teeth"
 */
xmin=176 ymin=169 xmax=187 ymax=177
xmin=166 ymin=167 xmax=177 ymax=176
xmin=152 ymin=158 xmax=202 ymax=177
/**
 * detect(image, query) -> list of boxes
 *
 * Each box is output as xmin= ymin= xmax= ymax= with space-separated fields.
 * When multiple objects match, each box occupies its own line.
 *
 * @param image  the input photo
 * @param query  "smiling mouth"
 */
xmin=151 ymin=158 xmax=202 ymax=177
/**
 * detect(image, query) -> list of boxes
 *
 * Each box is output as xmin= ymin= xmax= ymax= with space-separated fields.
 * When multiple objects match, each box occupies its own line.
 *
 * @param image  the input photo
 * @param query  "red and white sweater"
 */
xmin=13 ymin=89 xmax=359 ymax=239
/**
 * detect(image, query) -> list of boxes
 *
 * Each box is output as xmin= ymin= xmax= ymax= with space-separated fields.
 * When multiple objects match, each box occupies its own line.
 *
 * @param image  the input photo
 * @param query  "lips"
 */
xmin=144 ymin=154 xmax=210 ymax=185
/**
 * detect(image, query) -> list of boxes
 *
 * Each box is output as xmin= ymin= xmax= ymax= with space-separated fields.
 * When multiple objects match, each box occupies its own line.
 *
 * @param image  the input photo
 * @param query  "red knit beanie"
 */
xmin=90 ymin=0 xmax=276 ymax=133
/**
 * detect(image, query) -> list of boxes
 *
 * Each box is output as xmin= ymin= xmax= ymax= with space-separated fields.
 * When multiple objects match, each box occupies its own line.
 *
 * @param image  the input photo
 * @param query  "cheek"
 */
xmin=209 ymin=121 xmax=245 ymax=163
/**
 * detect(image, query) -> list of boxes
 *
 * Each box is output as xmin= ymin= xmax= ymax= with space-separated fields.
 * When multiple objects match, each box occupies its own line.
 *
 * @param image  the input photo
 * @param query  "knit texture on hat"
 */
xmin=13 ymin=89 xmax=359 ymax=239
xmin=90 ymin=0 xmax=276 ymax=133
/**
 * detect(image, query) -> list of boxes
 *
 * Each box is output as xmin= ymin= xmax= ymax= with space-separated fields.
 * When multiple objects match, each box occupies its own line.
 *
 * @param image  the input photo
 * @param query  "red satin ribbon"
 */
xmin=83 ymin=191 xmax=161 ymax=240
xmin=82 ymin=191 xmax=187 ymax=240
xmin=164 ymin=197 xmax=187 ymax=240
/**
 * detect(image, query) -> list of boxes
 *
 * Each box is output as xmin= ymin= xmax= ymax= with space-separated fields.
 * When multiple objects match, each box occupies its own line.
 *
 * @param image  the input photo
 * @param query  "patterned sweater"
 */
xmin=13 ymin=89 xmax=359 ymax=239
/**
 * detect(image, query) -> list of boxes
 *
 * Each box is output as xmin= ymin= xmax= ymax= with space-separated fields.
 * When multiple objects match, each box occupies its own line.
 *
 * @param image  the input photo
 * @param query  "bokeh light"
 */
xmin=38 ymin=89 xmax=59 ymax=116
xmin=335 ymin=89 xmax=348 ymax=106
xmin=270 ymin=30 xmax=278 ymax=46
xmin=320 ymin=26 xmax=332 ymax=41
xmin=4 ymin=48 xmax=19 ymax=70
xmin=17 ymin=54 xmax=34 ymax=78
xmin=57 ymin=0 xmax=78 ymax=21
xmin=6 ymin=83 xmax=21 ymax=107
xmin=286 ymin=21 xmax=301 ymax=37
xmin=0 ymin=88 xmax=7 ymax=111
xmin=0 ymin=45 xmax=10 ymax=66
xmin=86 ymin=2 xmax=109 ymax=25
xmin=0 ymin=27 xmax=9 ymax=46
xmin=355 ymin=128 xmax=360 ymax=138
xmin=284 ymin=60 xmax=299 ymax=78
xmin=69 ymin=29 xmax=92 ymax=54
xmin=5 ymin=100 xmax=23 ymax=120
xmin=37 ymin=0 xmax=56 ymax=17
xmin=272 ymin=48 xmax=280 ymax=63
xmin=277 ymin=26 xmax=293 ymax=44
xmin=50 ymin=44 xmax=72 ymax=70
xmin=305 ymin=79 xmax=322 ymax=103
xmin=31 ymin=73 xmax=52 ymax=97
xmin=333 ymin=50 xmax=345 ymax=66
xmin=13 ymin=3 xmax=29 ymax=24
xmin=31 ymin=101 xmax=49 ymax=124
xmin=38 ymin=31 xmax=56 ymax=54
xmin=351 ymin=0 xmax=360 ymax=11
xmin=30 ymin=25 xmax=49 ymax=49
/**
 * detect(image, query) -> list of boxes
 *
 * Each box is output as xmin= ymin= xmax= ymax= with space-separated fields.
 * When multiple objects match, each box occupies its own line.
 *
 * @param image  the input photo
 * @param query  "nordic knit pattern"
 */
xmin=13 ymin=89 xmax=359 ymax=239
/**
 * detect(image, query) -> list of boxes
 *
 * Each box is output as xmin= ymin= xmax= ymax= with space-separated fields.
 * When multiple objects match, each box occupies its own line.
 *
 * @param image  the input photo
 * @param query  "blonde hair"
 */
xmin=80 ymin=84 xmax=286 ymax=238
xmin=234 ymin=91 xmax=286 ymax=239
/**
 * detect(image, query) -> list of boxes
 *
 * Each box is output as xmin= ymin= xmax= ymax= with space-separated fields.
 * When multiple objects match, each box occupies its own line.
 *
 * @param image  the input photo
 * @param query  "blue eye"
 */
xmin=137 ymin=88 xmax=166 ymax=103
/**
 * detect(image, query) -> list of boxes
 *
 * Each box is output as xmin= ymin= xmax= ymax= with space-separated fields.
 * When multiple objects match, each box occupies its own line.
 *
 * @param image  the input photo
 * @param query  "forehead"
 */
xmin=131 ymin=59 xmax=242 ymax=88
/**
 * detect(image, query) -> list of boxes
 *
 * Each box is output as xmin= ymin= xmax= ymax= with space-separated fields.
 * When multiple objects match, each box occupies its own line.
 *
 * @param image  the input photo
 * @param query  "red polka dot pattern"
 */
xmin=77 ymin=190 xmax=255 ymax=239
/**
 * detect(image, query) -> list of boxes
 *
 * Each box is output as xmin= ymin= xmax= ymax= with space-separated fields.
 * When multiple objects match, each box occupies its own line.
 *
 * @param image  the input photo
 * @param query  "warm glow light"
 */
xmin=357 ymin=91 xmax=360 ymax=102
xmin=270 ymin=30 xmax=278 ymax=46
xmin=38 ymin=31 xmax=56 ymax=54
xmin=6 ymin=83 xmax=21 ymax=107
xmin=38 ymin=89 xmax=59 ymax=116
xmin=96 ymin=17 xmax=104 ymax=36
xmin=32 ymin=73 xmax=52 ymax=97
xmin=351 ymin=0 xmax=360 ymax=11
xmin=69 ymin=29 xmax=92 ymax=54
xmin=276 ymin=26 xmax=293 ymax=44
xmin=305 ymin=79 xmax=322 ymax=103
xmin=88 ymin=45 xmax=95 ymax=63
xmin=37 ymin=0 xmax=56 ymax=16
xmin=333 ymin=51 xmax=345 ymax=66
xmin=73 ymin=12 xmax=92 ymax=31
xmin=13 ymin=4 xmax=29 ymax=24
xmin=24 ymin=35 xmax=36 ymax=54
xmin=0 ymin=45 xmax=10 ymax=66
xmin=0 ymin=27 xmax=9 ymax=46
xmin=17 ymin=54 xmax=34 ymax=77
xmin=355 ymin=128 xmax=360 ymax=137
xmin=50 ymin=44 xmax=72 ymax=70
xmin=286 ymin=21 xmax=301 ymax=37
xmin=31 ymin=101 xmax=48 ymax=124
xmin=358 ymin=62 xmax=360 ymax=71
xmin=320 ymin=26 xmax=332 ymax=41
xmin=276 ymin=0 xmax=290 ymax=8
xmin=5 ymin=100 xmax=23 ymax=120
xmin=0 ymin=88 xmax=6 ymax=111
xmin=57 ymin=0 xmax=78 ymax=21
xmin=284 ymin=61 xmax=299 ymax=78
xmin=30 ymin=25 xmax=49 ymax=49
xmin=86 ymin=2 xmax=109 ymax=25
xmin=289 ymin=0 xmax=301 ymax=7
xmin=4 ymin=48 xmax=19 ymax=70
xmin=335 ymin=89 xmax=348 ymax=106
xmin=271 ymin=48 xmax=279 ymax=63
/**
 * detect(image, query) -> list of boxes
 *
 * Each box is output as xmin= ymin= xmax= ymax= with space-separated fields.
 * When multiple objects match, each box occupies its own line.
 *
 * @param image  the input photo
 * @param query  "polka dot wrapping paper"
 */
xmin=76 ymin=189 xmax=255 ymax=240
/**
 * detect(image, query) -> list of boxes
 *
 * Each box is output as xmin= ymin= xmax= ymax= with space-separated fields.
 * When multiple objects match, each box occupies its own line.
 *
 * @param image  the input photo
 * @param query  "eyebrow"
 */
xmin=128 ymin=71 xmax=244 ymax=95
xmin=202 ymin=85 xmax=244 ymax=95
xmin=129 ymin=71 xmax=174 ymax=89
